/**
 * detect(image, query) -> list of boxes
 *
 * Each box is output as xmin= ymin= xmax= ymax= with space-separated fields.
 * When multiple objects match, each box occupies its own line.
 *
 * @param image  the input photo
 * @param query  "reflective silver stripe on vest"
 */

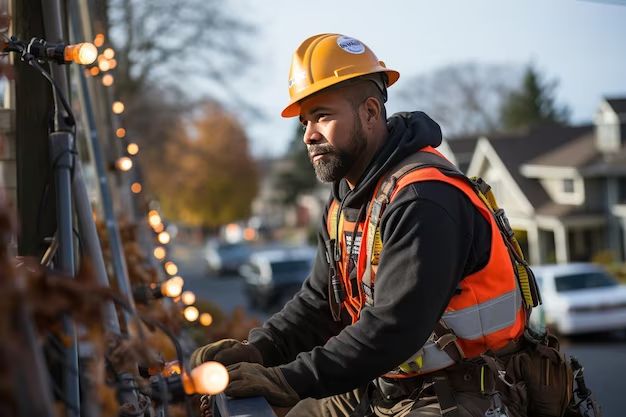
xmin=394 ymin=341 xmax=457 ymax=375
xmin=391 ymin=286 xmax=523 ymax=376
xmin=441 ymin=287 xmax=523 ymax=340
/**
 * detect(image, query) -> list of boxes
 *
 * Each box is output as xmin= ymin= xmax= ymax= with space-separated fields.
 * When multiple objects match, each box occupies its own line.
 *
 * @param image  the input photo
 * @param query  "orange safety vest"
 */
xmin=326 ymin=146 xmax=528 ymax=377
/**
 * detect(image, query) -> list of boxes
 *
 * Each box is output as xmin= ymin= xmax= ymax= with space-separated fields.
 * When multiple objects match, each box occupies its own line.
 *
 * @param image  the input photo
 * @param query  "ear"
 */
xmin=362 ymin=97 xmax=381 ymax=128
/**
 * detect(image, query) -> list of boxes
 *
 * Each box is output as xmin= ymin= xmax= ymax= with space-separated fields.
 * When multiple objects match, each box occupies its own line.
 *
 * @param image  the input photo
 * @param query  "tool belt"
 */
xmin=371 ymin=329 xmax=578 ymax=417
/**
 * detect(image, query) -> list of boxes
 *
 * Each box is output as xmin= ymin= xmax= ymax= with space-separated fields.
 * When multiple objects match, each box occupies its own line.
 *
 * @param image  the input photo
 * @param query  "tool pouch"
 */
xmin=505 ymin=329 xmax=573 ymax=417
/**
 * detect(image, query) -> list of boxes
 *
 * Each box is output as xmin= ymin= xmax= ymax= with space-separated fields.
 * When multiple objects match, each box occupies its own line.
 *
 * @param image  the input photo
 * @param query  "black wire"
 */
xmin=26 ymin=55 xmax=76 ymax=130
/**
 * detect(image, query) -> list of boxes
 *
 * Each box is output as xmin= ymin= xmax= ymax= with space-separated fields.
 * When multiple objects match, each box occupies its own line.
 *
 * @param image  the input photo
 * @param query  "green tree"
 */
xmin=275 ymin=124 xmax=318 ymax=204
xmin=500 ymin=64 xmax=570 ymax=131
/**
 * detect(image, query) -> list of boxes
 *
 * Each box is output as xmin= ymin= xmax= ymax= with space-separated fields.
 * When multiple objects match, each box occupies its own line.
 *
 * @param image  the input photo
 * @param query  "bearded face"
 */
xmin=307 ymin=115 xmax=367 ymax=183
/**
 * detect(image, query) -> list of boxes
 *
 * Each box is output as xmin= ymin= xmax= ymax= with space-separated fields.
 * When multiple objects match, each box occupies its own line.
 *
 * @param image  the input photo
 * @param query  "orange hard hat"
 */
xmin=281 ymin=33 xmax=400 ymax=118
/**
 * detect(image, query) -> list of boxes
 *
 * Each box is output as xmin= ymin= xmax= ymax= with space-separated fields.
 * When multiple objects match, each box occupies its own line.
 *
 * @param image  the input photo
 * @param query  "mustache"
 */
xmin=307 ymin=144 xmax=335 ymax=158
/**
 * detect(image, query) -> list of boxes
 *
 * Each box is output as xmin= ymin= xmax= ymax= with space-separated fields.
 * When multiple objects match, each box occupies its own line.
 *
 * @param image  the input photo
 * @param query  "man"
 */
xmin=191 ymin=34 xmax=529 ymax=417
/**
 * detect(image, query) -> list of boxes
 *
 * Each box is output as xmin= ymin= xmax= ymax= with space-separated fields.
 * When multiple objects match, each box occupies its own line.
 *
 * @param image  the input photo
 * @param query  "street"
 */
xmin=173 ymin=243 xmax=625 ymax=417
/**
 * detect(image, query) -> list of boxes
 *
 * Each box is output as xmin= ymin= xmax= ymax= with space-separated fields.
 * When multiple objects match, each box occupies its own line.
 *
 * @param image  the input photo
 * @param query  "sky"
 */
xmin=216 ymin=0 xmax=626 ymax=157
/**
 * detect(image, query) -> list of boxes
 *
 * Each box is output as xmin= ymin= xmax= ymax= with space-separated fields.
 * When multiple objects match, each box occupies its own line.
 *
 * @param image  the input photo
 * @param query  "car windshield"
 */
xmin=218 ymin=244 xmax=249 ymax=256
xmin=555 ymin=272 xmax=618 ymax=292
xmin=270 ymin=260 xmax=311 ymax=282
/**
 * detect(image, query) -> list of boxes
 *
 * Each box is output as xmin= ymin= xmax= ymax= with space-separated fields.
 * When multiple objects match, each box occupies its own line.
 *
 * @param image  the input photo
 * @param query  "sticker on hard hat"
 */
xmin=337 ymin=36 xmax=365 ymax=54
xmin=288 ymin=70 xmax=307 ymax=89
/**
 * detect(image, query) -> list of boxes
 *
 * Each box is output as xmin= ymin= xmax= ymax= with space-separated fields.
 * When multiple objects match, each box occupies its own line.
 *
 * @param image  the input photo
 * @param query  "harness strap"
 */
xmin=431 ymin=374 xmax=460 ymax=417
xmin=362 ymin=150 xmax=462 ymax=307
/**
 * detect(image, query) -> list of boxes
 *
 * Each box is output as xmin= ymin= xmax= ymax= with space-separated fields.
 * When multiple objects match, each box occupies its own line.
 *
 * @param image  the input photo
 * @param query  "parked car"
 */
xmin=529 ymin=263 xmax=626 ymax=335
xmin=240 ymin=246 xmax=315 ymax=311
xmin=204 ymin=240 xmax=253 ymax=276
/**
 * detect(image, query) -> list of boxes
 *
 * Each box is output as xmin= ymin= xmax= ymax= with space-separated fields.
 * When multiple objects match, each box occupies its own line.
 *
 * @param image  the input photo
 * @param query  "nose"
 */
xmin=303 ymin=122 xmax=323 ymax=145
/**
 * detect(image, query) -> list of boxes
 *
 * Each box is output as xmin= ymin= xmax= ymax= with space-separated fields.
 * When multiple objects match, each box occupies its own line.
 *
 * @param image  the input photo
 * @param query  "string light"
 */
xmin=115 ymin=157 xmax=133 ymax=171
xmin=158 ymin=231 xmax=171 ymax=244
xmin=153 ymin=246 xmax=166 ymax=260
xmin=116 ymin=128 xmax=126 ymax=138
xmin=169 ymin=276 xmax=184 ymax=288
xmin=199 ymin=313 xmax=213 ymax=327
xmin=183 ymin=362 xmax=229 ymax=395
xmin=112 ymin=101 xmax=125 ymax=114
xmin=161 ymin=277 xmax=183 ymax=298
xmin=153 ymin=223 xmax=164 ymax=233
xmin=103 ymin=47 xmax=115 ymax=59
xmin=127 ymin=143 xmax=139 ymax=155
xmin=102 ymin=74 xmax=114 ymax=86
xmin=183 ymin=306 xmax=199 ymax=322
xmin=98 ymin=57 xmax=111 ymax=72
xmin=164 ymin=261 xmax=178 ymax=276
xmin=65 ymin=43 xmax=98 ymax=65
xmin=148 ymin=211 xmax=162 ymax=227
xmin=109 ymin=59 xmax=118 ymax=69
xmin=181 ymin=291 xmax=196 ymax=305
xmin=89 ymin=66 xmax=100 ymax=76
xmin=93 ymin=33 xmax=105 ymax=47
xmin=131 ymin=182 xmax=142 ymax=193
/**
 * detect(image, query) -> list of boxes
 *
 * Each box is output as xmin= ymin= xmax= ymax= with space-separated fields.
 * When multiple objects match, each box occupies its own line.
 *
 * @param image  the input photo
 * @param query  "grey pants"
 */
xmin=284 ymin=388 xmax=493 ymax=417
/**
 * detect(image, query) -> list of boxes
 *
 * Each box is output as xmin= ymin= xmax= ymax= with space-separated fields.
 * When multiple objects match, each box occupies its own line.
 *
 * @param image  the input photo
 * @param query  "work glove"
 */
xmin=225 ymin=362 xmax=300 ymax=407
xmin=189 ymin=339 xmax=263 ymax=369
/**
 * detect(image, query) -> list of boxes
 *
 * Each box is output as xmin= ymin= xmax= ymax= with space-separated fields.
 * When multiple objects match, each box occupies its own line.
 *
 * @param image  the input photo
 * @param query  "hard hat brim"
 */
xmin=281 ymin=68 xmax=400 ymax=118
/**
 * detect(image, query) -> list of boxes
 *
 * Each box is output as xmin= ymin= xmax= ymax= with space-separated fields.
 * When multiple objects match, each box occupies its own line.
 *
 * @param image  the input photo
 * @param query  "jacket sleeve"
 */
xmin=247 ymin=213 xmax=347 ymax=367
xmin=278 ymin=182 xmax=488 ymax=399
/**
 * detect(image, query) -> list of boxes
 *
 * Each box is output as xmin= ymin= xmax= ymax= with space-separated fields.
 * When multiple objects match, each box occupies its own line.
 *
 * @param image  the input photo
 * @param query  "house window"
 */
xmin=619 ymin=178 xmax=626 ymax=204
xmin=562 ymin=178 xmax=575 ymax=193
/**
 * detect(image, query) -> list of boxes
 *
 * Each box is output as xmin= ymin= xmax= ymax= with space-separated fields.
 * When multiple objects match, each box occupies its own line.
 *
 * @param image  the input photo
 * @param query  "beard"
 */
xmin=308 ymin=117 xmax=367 ymax=183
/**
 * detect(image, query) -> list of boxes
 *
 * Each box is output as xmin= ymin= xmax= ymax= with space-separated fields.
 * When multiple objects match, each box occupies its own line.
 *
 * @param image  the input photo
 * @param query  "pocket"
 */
xmin=508 ymin=333 xmax=573 ymax=417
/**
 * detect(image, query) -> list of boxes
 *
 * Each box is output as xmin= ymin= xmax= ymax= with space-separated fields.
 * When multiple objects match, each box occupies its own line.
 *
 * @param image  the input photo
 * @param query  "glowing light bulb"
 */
xmin=148 ymin=212 xmax=162 ymax=227
xmin=183 ymin=362 xmax=229 ymax=395
xmin=89 ymin=66 xmax=100 ymax=76
xmin=199 ymin=313 xmax=213 ymax=327
xmin=183 ymin=306 xmax=199 ymax=322
xmin=153 ymin=223 xmax=164 ymax=233
xmin=161 ymin=278 xmax=183 ymax=298
xmin=103 ymin=47 xmax=115 ymax=59
xmin=109 ymin=59 xmax=118 ymax=69
xmin=169 ymin=276 xmax=184 ymax=288
xmin=115 ymin=157 xmax=133 ymax=171
xmin=116 ymin=128 xmax=126 ymax=138
xmin=158 ymin=231 xmax=171 ymax=244
xmin=131 ymin=182 xmax=142 ymax=193
xmin=127 ymin=143 xmax=139 ymax=155
xmin=102 ymin=74 xmax=114 ymax=86
xmin=64 ymin=43 xmax=98 ymax=65
xmin=181 ymin=291 xmax=196 ymax=305
xmin=98 ymin=58 xmax=111 ymax=72
xmin=93 ymin=33 xmax=105 ymax=47
xmin=153 ymin=246 xmax=166 ymax=260
xmin=112 ymin=101 xmax=125 ymax=114
xmin=164 ymin=261 xmax=178 ymax=276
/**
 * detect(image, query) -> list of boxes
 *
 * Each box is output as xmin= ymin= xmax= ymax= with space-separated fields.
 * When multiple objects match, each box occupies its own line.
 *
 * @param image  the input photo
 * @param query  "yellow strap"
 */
xmin=328 ymin=202 xmax=344 ymax=241
xmin=470 ymin=179 xmax=539 ymax=308
xmin=371 ymin=227 xmax=382 ymax=265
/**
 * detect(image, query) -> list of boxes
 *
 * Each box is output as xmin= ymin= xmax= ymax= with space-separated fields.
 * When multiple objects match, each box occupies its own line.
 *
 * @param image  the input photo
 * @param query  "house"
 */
xmin=452 ymin=98 xmax=626 ymax=265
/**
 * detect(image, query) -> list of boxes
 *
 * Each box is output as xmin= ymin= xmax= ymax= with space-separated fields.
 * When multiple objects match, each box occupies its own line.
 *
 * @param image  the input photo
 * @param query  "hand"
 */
xmin=189 ymin=339 xmax=263 ymax=369
xmin=225 ymin=362 xmax=300 ymax=407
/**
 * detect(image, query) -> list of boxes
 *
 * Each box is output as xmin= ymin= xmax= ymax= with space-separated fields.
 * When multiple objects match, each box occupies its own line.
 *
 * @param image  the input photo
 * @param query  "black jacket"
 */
xmin=248 ymin=112 xmax=491 ymax=399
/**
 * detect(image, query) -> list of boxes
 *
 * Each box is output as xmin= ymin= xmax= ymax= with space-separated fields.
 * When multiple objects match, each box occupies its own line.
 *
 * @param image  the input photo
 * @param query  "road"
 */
xmin=172 ymin=243 xmax=624 ymax=417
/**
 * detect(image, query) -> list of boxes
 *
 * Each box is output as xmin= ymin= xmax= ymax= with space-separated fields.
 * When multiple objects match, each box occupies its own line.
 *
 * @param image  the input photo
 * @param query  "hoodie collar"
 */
xmin=332 ymin=111 xmax=442 ymax=210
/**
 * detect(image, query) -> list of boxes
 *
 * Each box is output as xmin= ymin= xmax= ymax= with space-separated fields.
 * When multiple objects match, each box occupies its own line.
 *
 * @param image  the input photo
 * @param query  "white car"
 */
xmin=529 ymin=263 xmax=626 ymax=335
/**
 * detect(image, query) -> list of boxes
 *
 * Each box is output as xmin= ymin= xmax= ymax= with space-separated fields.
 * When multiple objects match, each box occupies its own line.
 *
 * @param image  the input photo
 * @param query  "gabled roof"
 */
xmin=484 ymin=125 xmax=592 ymax=209
xmin=606 ymin=98 xmax=626 ymax=116
xmin=523 ymin=129 xmax=595 ymax=169
xmin=446 ymin=135 xmax=479 ymax=173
